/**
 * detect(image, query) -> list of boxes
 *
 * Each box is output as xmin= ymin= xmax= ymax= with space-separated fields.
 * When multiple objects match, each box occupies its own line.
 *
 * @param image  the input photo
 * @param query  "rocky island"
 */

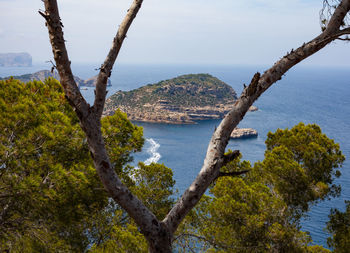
xmin=0 ymin=52 xmax=32 ymax=67
xmin=230 ymin=128 xmax=258 ymax=139
xmin=82 ymin=75 xmax=112 ymax=87
xmin=104 ymin=73 xmax=258 ymax=124
xmin=0 ymin=70 xmax=111 ymax=88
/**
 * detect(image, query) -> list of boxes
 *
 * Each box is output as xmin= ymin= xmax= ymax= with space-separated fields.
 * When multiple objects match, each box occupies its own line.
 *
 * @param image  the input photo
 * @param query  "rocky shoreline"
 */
xmin=106 ymin=105 xmax=259 ymax=124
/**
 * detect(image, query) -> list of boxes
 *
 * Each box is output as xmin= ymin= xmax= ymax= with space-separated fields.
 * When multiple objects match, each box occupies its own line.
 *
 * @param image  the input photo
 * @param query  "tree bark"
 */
xmin=41 ymin=1 xmax=172 ymax=252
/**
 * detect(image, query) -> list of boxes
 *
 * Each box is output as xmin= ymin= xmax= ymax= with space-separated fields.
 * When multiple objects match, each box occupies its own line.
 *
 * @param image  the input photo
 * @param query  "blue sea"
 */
xmin=1 ymin=63 xmax=349 ymax=248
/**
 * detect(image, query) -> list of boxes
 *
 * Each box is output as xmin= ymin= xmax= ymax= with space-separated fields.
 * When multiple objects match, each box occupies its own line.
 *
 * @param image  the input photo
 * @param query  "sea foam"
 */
xmin=144 ymin=138 xmax=161 ymax=165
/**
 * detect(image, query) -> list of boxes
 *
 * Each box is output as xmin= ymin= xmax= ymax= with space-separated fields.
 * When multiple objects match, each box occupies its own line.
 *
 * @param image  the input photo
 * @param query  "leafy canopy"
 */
xmin=0 ymin=78 xmax=144 ymax=252
xmin=327 ymin=201 xmax=350 ymax=253
xmin=177 ymin=123 xmax=344 ymax=252
xmin=0 ymin=78 xmax=346 ymax=252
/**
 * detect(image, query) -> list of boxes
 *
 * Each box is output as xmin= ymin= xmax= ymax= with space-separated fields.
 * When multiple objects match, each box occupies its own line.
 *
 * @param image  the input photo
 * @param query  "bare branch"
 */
xmin=217 ymin=170 xmax=250 ymax=178
xmin=163 ymin=0 xmax=350 ymax=235
xmin=337 ymin=37 xmax=350 ymax=40
xmin=93 ymin=0 xmax=143 ymax=118
xmin=334 ymin=26 xmax=350 ymax=36
xmin=39 ymin=2 xmax=89 ymax=118
xmin=334 ymin=27 xmax=350 ymax=40
xmin=38 ymin=10 xmax=49 ymax=20
xmin=42 ymin=1 xmax=173 ymax=251
xmin=45 ymin=60 xmax=56 ymax=73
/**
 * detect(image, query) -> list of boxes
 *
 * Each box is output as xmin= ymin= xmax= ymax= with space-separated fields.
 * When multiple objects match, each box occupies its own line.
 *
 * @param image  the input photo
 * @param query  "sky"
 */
xmin=0 ymin=0 xmax=349 ymax=66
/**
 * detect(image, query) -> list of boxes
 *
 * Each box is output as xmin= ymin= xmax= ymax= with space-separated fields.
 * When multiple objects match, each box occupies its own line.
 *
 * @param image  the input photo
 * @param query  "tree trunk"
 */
xmin=147 ymin=224 xmax=172 ymax=253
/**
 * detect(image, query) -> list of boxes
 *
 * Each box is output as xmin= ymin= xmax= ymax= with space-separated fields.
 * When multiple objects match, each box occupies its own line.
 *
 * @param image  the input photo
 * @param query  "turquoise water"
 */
xmin=1 ymin=63 xmax=349 ymax=248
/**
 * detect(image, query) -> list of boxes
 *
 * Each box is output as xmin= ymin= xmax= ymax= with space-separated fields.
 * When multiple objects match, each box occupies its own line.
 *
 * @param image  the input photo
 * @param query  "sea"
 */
xmin=1 ymin=63 xmax=349 ymax=248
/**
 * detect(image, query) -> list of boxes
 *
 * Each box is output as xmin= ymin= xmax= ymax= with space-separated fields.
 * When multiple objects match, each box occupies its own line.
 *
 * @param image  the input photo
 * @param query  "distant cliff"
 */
xmin=104 ymin=73 xmax=257 ymax=124
xmin=0 ymin=53 xmax=32 ymax=67
xmin=0 ymin=70 xmax=111 ymax=87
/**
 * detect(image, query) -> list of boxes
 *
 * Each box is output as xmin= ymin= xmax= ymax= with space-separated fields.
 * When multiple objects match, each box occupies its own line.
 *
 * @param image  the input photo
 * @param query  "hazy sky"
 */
xmin=0 ymin=0 xmax=349 ymax=66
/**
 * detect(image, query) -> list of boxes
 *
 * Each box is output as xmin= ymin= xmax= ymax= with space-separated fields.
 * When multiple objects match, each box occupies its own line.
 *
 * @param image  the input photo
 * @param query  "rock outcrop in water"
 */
xmin=230 ymin=128 xmax=258 ymax=139
xmin=104 ymin=73 xmax=258 ymax=124
xmin=0 ymin=52 xmax=32 ymax=67
xmin=82 ymin=75 xmax=112 ymax=87
xmin=0 ymin=70 xmax=111 ymax=88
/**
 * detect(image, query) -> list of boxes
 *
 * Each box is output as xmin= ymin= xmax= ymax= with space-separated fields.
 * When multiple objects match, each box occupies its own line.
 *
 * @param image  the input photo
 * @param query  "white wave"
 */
xmin=131 ymin=138 xmax=161 ymax=181
xmin=144 ymin=138 xmax=161 ymax=165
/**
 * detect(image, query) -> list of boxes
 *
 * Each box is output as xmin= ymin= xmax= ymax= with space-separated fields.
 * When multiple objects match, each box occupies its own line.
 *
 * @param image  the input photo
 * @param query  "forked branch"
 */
xmin=39 ymin=3 xmax=89 ymax=118
xmin=94 ymin=0 xmax=143 ymax=117
xmin=41 ymin=1 xmax=173 ymax=252
xmin=217 ymin=170 xmax=250 ymax=178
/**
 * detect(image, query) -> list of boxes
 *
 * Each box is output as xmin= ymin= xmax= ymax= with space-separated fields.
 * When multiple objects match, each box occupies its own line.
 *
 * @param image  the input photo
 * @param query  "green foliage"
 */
xmin=262 ymin=123 xmax=344 ymax=216
xmin=102 ymin=109 xmax=144 ymax=184
xmin=89 ymin=210 xmax=148 ymax=253
xmin=1 ymin=78 xmax=346 ymax=252
xmin=0 ymin=78 xmax=144 ymax=252
xmin=105 ymin=73 xmax=237 ymax=111
xmin=89 ymin=162 xmax=176 ymax=252
xmin=177 ymin=123 xmax=344 ymax=252
xmin=131 ymin=162 xmax=176 ymax=220
xmin=307 ymin=245 xmax=332 ymax=253
xmin=327 ymin=201 xmax=350 ymax=253
xmin=203 ymin=176 xmax=310 ymax=252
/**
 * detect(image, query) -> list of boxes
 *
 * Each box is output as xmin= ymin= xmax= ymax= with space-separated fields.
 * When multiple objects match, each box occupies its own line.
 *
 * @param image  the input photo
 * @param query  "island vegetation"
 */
xmin=104 ymin=73 xmax=257 ymax=124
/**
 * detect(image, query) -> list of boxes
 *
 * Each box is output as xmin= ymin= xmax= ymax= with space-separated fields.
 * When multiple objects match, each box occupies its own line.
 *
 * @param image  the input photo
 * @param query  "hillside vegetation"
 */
xmin=104 ymin=74 xmax=253 ymax=123
xmin=107 ymin=73 xmax=237 ymax=108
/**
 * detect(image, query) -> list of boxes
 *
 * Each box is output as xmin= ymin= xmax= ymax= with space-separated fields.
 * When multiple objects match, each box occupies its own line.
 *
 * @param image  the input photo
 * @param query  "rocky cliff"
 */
xmin=0 ymin=52 xmax=32 ymax=67
xmin=104 ymin=73 xmax=257 ymax=124
xmin=0 ymin=70 xmax=111 ymax=87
